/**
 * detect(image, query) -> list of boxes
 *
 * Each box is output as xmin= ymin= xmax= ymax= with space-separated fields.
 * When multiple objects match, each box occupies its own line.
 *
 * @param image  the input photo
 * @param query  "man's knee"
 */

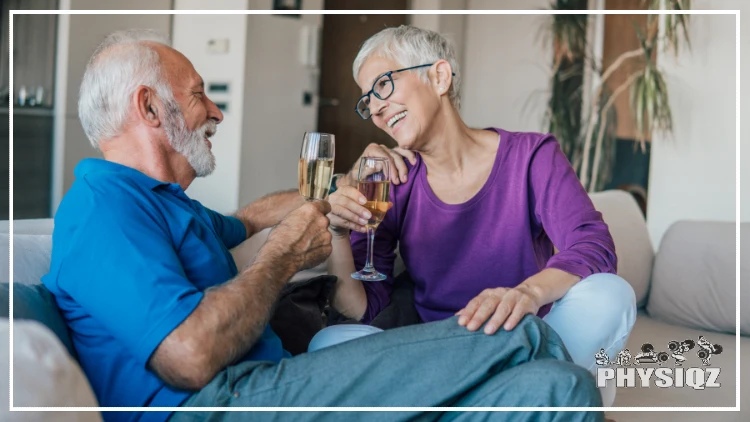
xmin=513 ymin=314 xmax=566 ymax=347
xmin=526 ymin=360 xmax=602 ymax=407
xmin=558 ymin=362 xmax=603 ymax=407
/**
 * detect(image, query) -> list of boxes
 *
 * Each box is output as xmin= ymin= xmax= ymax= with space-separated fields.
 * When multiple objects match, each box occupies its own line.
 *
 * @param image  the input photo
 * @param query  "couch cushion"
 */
xmin=589 ymin=190 xmax=654 ymax=307
xmin=0 ymin=318 xmax=101 ymax=421
xmin=0 ymin=218 xmax=55 ymax=235
xmin=647 ymin=221 xmax=748 ymax=335
xmin=0 ymin=283 xmax=75 ymax=357
xmin=612 ymin=311 xmax=746 ymax=411
xmin=0 ymin=233 xmax=52 ymax=286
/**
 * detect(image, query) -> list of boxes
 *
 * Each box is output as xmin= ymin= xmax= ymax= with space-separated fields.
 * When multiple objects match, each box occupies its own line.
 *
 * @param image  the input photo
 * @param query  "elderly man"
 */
xmin=42 ymin=29 xmax=604 ymax=422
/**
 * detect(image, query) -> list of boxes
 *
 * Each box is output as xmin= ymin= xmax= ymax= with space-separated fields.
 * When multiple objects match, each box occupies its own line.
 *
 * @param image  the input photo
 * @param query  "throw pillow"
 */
xmin=647 ymin=221 xmax=749 ymax=335
xmin=0 ymin=318 xmax=101 ymax=421
xmin=0 ymin=283 xmax=76 ymax=357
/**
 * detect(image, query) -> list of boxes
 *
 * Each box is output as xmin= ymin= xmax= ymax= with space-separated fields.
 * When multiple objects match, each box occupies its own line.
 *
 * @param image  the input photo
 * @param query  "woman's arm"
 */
xmin=326 ymin=186 xmax=399 ymax=322
xmin=457 ymin=267 xmax=581 ymax=335
xmin=518 ymin=268 xmax=581 ymax=306
xmin=327 ymin=232 xmax=368 ymax=320
xmin=457 ymin=134 xmax=616 ymax=334
xmin=529 ymin=136 xmax=617 ymax=277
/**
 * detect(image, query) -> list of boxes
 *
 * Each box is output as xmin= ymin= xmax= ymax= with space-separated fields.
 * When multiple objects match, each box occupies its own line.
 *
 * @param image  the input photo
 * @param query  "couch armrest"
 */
xmin=230 ymin=228 xmax=328 ymax=283
xmin=589 ymin=190 xmax=654 ymax=307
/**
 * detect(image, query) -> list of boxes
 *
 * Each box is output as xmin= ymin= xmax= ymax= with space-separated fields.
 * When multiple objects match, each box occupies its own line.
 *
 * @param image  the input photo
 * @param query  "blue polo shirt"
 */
xmin=43 ymin=158 xmax=288 ymax=422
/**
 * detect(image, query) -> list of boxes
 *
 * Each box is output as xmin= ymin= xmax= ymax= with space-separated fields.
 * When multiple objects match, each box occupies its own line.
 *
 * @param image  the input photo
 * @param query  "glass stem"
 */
xmin=363 ymin=225 xmax=376 ymax=272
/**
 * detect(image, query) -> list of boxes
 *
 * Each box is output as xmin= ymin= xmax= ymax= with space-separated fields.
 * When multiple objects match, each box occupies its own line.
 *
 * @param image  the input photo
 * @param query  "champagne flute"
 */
xmin=298 ymin=132 xmax=335 ymax=201
xmin=351 ymin=157 xmax=392 ymax=282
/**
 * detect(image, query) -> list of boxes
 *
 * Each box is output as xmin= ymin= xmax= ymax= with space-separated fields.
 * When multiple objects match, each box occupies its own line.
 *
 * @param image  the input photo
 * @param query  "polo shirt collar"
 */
xmin=74 ymin=158 xmax=173 ymax=190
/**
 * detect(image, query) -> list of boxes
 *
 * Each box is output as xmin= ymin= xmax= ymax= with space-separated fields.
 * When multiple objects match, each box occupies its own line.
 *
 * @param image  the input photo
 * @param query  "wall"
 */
xmin=237 ymin=13 xmax=321 ymax=205
xmin=52 ymin=0 xmax=172 ymax=213
xmin=647 ymin=1 xmax=747 ymax=248
xmin=173 ymin=0 xmax=249 ymax=213
xmin=410 ymin=0 xmax=467 ymax=74
xmin=176 ymin=1 xmax=323 ymax=210
xmin=234 ymin=2 xmax=322 ymax=206
xmin=460 ymin=0 xmax=552 ymax=130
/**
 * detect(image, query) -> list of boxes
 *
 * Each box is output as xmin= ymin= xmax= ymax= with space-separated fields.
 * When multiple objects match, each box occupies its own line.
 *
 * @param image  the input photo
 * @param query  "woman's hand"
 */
xmin=456 ymin=285 xmax=543 ymax=335
xmin=327 ymin=186 xmax=371 ymax=235
xmin=339 ymin=143 xmax=417 ymax=187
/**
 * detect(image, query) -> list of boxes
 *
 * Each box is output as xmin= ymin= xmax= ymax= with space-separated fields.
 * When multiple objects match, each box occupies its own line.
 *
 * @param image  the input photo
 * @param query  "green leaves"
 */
xmin=646 ymin=0 xmax=691 ymax=54
xmin=663 ymin=0 xmax=692 ymax=54
xmin=630 ymin=64 xmax=673 ymax=147
xmin=545 ymin=0 xmax=588 ymax=161
xmin=542 ymin=0 xmax=686 ymax=192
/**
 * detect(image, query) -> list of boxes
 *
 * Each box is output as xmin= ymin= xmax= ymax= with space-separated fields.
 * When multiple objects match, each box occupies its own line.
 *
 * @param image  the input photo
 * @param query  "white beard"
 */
xmin=164 ymin=107 xmax=217 ymax=178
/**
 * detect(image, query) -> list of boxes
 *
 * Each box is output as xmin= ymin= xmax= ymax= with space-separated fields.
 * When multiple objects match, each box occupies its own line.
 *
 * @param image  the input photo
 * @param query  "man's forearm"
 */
xmin=234 ymin=189 xmax=304 ymax=238
xmin=148 ymin=247 xmax=298 ymax=390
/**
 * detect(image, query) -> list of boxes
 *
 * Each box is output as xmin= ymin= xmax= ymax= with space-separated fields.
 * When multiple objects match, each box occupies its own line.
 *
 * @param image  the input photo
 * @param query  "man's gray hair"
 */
xmin=352 ymin=25 xmax=461 ymax=109
xmin=78 ymin=29 xmax=174 ymax=149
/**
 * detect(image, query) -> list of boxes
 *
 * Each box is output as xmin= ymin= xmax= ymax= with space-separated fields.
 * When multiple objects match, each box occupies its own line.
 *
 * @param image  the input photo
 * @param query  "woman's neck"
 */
xmin=418 ymin=106 xmax=497 ymax=177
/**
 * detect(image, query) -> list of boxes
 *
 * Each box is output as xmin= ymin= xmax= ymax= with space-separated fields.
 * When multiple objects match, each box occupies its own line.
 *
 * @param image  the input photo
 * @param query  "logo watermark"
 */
xmin=595 ymin=335 xmax=723 ymax=390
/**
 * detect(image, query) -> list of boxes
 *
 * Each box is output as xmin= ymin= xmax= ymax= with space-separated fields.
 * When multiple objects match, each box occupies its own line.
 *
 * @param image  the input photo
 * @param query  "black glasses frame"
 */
xmin=355 ymin=63 xmax=454 ymax=120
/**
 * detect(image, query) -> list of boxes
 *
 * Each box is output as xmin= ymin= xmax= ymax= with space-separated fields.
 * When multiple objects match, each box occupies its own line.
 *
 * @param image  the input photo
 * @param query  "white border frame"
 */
xmin=8 ymin=8 xmax=741 ymax=414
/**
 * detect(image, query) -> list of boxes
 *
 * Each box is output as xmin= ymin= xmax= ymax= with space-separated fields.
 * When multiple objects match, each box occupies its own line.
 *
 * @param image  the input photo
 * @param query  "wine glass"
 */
xmin=351 ymin=157 xmax=392 ymax=282
xmin=298 ymin=132 xmax=335 ymax=201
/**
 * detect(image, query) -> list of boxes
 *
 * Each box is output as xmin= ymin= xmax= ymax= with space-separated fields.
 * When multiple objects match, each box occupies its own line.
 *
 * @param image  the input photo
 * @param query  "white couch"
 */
xmin=1 ymin=190 xmax=747 ymax=421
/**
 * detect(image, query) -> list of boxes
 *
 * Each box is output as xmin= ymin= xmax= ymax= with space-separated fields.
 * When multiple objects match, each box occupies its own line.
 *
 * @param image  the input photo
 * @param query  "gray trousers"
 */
xmin=169 ymin=316 xmax=604 ymax=422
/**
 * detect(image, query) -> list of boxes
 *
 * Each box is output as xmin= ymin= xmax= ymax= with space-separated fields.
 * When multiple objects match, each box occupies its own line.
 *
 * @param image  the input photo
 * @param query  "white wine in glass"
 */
xmin=358 ymin=180 xmax=391 ymax=227
xmin=298 ymin=132 xmax=335 ymax=201
xmin=351 ymin=157 xmax=392 ymax=282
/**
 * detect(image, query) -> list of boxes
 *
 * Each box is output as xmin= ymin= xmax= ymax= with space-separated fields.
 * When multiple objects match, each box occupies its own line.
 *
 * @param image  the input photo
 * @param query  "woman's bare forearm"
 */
xmin=327 ymin=234 xmax=368 ymax=320
xmin=519 ymin=268 xmax=581 ymax=306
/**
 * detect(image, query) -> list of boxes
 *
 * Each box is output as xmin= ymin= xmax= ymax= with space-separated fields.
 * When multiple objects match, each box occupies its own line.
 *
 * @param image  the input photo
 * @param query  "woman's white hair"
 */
xmin=78 ymin=29 xmax=175 ymax=149
xmin=352 ymin=25 xmax=461 ymax=109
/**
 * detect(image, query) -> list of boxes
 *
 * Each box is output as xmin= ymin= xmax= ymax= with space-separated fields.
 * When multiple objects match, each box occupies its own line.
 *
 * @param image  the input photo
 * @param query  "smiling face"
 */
xmin=356 ymin=55 xmax=443 ymax=151
xmin=156 ymin=46 xmax=224 ymax=177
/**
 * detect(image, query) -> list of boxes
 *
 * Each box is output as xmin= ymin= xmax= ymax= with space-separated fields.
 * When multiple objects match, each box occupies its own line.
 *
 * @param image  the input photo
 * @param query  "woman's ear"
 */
xmin=134 ymin=85 xmax=161 ymax=128
xmin=431 ymin=60 xmax=453 ymax=96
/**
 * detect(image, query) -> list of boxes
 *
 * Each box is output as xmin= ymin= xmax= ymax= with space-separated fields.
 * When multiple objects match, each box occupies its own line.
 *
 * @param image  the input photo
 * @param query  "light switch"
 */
xmin=207 ymin=38 xmax=229 ymax=54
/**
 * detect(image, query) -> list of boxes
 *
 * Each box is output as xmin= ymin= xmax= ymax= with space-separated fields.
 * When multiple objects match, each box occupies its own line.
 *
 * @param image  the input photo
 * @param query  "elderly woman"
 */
xmin=319 ymin=25 xmax=635 ymax=404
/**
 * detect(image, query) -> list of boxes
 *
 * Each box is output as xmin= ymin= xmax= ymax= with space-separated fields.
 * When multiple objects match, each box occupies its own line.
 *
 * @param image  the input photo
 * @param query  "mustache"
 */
xmin=201 ymin=120 xmax=217 ymax=138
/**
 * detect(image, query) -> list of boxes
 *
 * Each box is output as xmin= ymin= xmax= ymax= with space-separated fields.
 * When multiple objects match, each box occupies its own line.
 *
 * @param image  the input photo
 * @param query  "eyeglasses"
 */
xmin=354 ymin=63 xmax=455 ymax=120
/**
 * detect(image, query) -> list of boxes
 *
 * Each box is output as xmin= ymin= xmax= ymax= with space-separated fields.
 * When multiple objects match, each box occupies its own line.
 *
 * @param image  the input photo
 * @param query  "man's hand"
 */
xmin=149 ymin=201 xmax=332 ymax=392
xmin=259 ymin=200 xmax=333 ymax=271
xmin=456 ymin=285 xmax=542 ymax=335
xmin=339 ymin=143 xmax=417 ymax=187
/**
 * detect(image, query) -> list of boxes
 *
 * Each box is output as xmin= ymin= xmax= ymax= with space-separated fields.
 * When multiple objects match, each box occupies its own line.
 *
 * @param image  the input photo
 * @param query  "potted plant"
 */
xmin=543 ymin=0 xmax=690 ymax=193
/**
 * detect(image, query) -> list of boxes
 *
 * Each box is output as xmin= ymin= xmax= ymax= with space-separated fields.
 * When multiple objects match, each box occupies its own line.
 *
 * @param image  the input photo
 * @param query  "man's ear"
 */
xmin=134 ymin=85 xmax=161 ymax=128
xmin=431 ymin=60 xmax=453 ymax=97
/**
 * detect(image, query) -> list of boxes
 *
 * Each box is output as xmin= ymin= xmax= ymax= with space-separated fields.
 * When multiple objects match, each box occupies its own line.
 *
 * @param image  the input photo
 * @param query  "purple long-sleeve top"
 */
xmin=351 ymin=128 xmax=617 ymax=323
